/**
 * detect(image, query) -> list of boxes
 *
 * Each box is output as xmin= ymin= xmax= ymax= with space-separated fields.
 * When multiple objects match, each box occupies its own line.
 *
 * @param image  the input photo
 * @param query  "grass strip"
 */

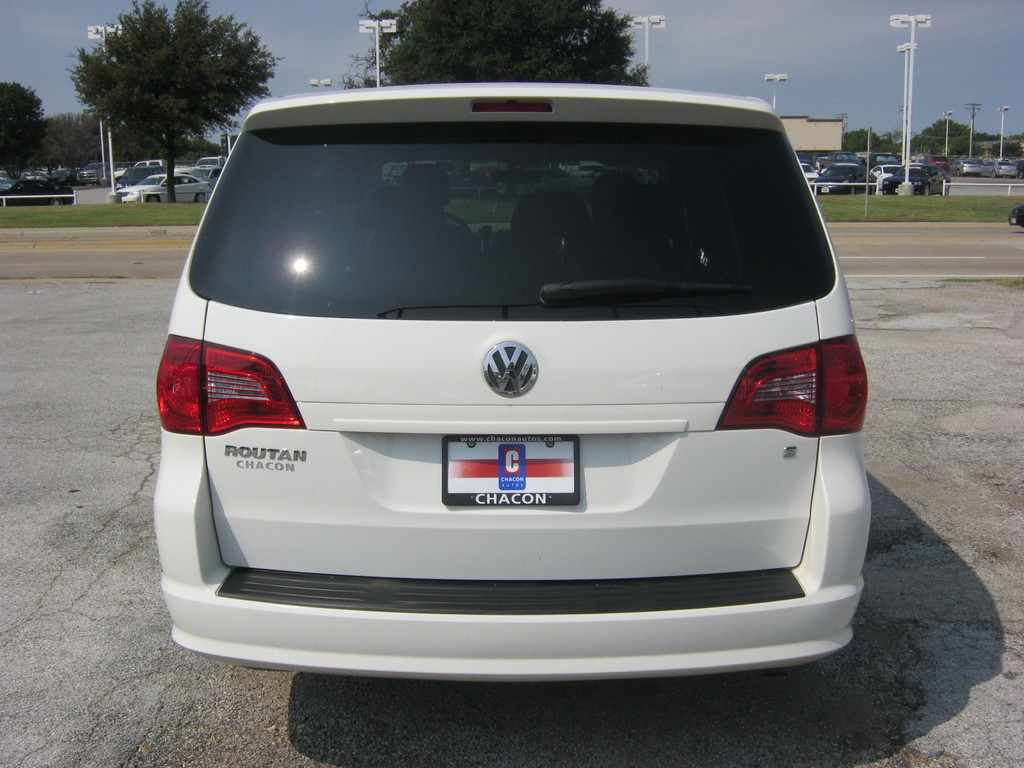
xmin=1 ymin=194 xmax=1021 ymax=228
xmin=944 ymin=277 xmax=1024 ymax=290
xmin=816 ymin=195 xmax=1023 ymax=223
xmin=0 ymin=203 xmax=204 ymax=228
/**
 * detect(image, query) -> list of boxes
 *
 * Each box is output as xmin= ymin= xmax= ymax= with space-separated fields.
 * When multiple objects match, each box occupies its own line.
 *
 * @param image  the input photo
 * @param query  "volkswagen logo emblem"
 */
xmin=483 ymin=342 xmax=538 ymax=397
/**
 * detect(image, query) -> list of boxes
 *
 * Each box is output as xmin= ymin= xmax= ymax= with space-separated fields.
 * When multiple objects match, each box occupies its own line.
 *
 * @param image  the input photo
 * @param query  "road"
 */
xmin=0 ymin=226 xmax=194 ymax=280
xmin=830 ymin=223 xmax=1024 ymax=277
xmin=0 ymin=222 xmax=1022 ymax=280
xmin=0 ymin=230 xmax=1021 ymax=767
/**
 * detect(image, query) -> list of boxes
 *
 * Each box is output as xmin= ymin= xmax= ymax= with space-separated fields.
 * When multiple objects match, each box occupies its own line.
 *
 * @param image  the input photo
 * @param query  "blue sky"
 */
xmin=3 ymin=0 xmax=1020 ymax=138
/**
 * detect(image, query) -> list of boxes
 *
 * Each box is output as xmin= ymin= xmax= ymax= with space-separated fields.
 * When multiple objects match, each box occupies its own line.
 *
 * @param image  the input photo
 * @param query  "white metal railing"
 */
xmin=810 ymin=180 xmax=1024 ymax=197
xmin=0 ymin=192 xmax=77 ymax=207
xmin=944 ymin=181 xmax=1024 ymax=196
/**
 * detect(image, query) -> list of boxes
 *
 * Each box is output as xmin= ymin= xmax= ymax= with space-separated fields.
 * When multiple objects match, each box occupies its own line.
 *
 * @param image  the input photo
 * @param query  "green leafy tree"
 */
xmin=843 ymin=128 xmax=900 ymax=155
xmin=915 ymin=118 xmax=973 ymax=156
xmin=0 ymin=83 xmax=47 ymax=178
xmin=372 ymin=0 xmax=647 ymax=87
xmin=71 ymin=0 xmax=277 ymax=200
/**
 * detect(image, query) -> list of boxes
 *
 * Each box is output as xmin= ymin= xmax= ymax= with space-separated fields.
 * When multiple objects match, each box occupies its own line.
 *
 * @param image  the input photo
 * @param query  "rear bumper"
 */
xmin=164 ymin=574 xmax=859 ymax=680
xmin=154 ymin=431 xmax=870 ymax=680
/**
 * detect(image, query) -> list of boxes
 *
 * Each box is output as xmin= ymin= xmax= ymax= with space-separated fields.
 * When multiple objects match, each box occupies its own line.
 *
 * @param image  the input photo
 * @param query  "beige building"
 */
xmin=780 ymin=116 xmax=844 ymax=153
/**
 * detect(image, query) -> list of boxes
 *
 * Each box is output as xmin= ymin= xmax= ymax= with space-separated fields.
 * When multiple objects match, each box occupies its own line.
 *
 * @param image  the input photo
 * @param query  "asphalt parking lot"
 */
xmin=0 ymin=268 xmax=1021 ymax=767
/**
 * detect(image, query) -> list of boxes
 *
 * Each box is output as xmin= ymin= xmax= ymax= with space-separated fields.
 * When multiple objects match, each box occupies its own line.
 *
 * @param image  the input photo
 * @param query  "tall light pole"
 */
xmin=897 ymin=44 xmax=912 ymax=165
xmin=764 ymin=74 xmax=788 ymax=110
xmin=943 ymin=110 xmax=953 ymax=156
xmin=998 ymin=106 xmax=1010 ymax=159
xmin=358 ymin=18 xmax=397 ymax=87
xmin=631 ymin=15 xmax=666 ymax=71
xmin=87 ymin=24 xmax=121 ymax=197
xmin=890 ymin=14 xmax=931 ymax=195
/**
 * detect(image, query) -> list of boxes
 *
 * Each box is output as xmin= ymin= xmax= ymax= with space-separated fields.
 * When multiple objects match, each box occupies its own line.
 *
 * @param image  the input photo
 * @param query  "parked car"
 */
xmin=154 ymin=82 xmax=869 ymax=682
xmin=0 ymin=178 xmax=75 ymax=206
xmin=814 ymin=162 xmax=868 ymax=194
xmin=993 ymin=159 xmax=1017 ymax=178
xmin=815 ymin=151 xmax=862 ymax=172
xmin=1016 ymin=160 xmax=1024 ymax=179
xmin=800 ymin=162 xmax=819 ymax=183
xmin=189 ymin=166 xmax=222 ymax=189
xmin=133 ymin=159 xmax=164 ymax=168
xmin=880 ymin=166 xmax=944 ymax=195
xmin=195 ymin=155 xmax=228 ymax=167
xmin=46 ymin=169 xmax=78 ymax=185
xmin=118 ymin=173 xmax=211 ymax=203
xmin=864 ymin=152 xmax=901 ymax=167
xmin=1010 ymin=202 xmax=1024 ymax=227
xmin=77 ymin=162 xmax=107 ymax=185
xmin=952 ymin=157 xmax=986 ymax=177
xmin=914 ymin=154 xmax=950 ymax=172
xmin=869 ymin=164 xmax=903 ymax=192
xmin=115 ymin=165 xmax=167 ymax=189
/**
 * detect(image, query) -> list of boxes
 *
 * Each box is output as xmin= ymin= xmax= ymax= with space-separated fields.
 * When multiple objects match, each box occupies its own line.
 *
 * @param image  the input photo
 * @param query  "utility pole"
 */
xmin=965 ymin=103 xmax=981 ymax=157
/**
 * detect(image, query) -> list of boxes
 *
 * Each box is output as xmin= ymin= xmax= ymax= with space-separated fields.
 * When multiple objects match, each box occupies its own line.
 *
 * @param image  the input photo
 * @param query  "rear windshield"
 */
xmin=190 ymin=121 xmax=834 ymax=320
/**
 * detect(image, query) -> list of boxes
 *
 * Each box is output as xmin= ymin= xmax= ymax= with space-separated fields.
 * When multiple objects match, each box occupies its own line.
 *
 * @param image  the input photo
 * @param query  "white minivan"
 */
xmin=155 ymin=83 xmax=869 ymax=681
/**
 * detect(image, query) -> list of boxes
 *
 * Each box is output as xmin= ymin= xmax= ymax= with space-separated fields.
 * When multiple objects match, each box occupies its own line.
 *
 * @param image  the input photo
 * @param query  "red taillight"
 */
xmin=156 ymin=335 xmax=305 ymax=435
xmin=157 ymin=336 xmax=203 ymax=434
xmin=718 ymin=336 xmax=867 ymax=437
xmin=820 ymin=335 xmax=869 ymax=434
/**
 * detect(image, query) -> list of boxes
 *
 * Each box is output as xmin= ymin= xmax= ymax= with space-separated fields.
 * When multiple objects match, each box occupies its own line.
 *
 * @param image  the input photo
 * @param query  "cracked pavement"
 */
xmin=0 ymin=277 xmax=1020 ymax=767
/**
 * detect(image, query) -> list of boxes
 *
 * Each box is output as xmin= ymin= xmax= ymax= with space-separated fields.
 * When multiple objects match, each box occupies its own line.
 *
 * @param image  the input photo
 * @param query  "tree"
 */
xmin=0 ymin=83 xmax=47 ymax=178
xmin=916 ymin=118 xmax=972 ymax=156
xmin=373 ymin=0 xmax=647 ymax=87
xmin=39 ymin=113 xmax=100 ymax=172
xmin=843 ymin=128 xmax=900 ymax=155
xmin=71 ymin=0 xmax=277 ymax=200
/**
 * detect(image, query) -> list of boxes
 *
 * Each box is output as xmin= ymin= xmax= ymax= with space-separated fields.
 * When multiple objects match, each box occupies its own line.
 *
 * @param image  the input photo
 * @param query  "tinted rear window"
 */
xmin=190 ymin=121 xmax=834 ymax=320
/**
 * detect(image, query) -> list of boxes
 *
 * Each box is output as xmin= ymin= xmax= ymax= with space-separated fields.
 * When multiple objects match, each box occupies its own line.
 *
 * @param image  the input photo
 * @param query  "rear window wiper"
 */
xmin=540 ymin=279 xmax=753 ymax=308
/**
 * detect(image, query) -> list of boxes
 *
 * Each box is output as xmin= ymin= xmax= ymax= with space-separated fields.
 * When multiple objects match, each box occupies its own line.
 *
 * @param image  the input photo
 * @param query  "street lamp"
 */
xmin=998 ymin=106 xmax=1010 ymax=159
xmin=358 ymin=18 xmax=397 ymax=88
xmin=897 ymin=44 xmax=913 ymax=167
xmin=764 ymin=74 xmax=788 ymax=110
xmin=890 ymin=13 xmax=931 ymax=195
xmin=631 ymin=15 xmax=666 ymax=70
xmin=943 ymin=110 xmax=953 ymax=156
xmin=87 ymin=25 xmax=122 ymax=196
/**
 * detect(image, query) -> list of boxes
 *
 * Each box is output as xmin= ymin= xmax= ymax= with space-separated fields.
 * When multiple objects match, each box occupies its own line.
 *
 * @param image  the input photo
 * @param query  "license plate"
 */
xmin=443 ymin=435 xmax=580 ymax=506
xmin=1012 ymin=216 xmax=1019 ymax=225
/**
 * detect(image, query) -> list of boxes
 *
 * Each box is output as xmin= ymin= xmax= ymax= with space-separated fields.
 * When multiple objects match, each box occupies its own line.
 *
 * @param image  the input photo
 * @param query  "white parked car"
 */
xmin=155 ymin=83 xmax=870 ymax=681
xmin=195 ymin=155 xmax=228 ymax=167
xmin=870 ymin=164 xmax=904 ymax=192
xmin=800 ymin=162 xmax=819 ymax=183
xmin=118 ymin=173 xmax=212 ymax=203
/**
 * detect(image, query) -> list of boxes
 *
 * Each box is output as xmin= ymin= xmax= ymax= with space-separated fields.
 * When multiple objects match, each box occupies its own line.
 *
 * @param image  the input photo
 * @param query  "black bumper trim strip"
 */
xmin=218 ymin=567 xmax=804 ymax=615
